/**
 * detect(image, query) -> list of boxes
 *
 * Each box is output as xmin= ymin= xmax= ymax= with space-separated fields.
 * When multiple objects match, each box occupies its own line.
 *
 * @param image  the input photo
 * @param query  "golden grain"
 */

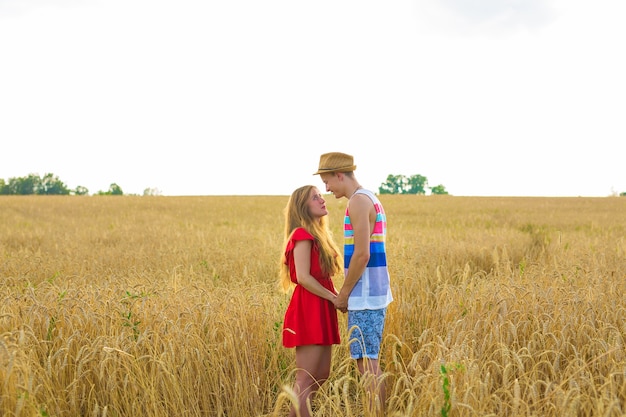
xmin=1 ymin=195 xmax=626 ymax=416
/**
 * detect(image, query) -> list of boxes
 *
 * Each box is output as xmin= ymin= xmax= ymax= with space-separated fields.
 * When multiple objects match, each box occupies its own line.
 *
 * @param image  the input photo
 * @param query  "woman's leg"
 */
xmin=289 ymin=344 xmax=332 ymax=417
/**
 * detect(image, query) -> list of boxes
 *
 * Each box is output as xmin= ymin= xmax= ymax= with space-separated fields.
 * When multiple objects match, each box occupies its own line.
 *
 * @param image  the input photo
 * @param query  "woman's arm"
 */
xmin=293 ymin=239 xmax=337 ymax=302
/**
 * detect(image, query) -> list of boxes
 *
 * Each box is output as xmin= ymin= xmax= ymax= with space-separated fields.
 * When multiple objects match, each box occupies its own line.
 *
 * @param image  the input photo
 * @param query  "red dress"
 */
xmin=282 ymin=228 xmax=340 ymax=348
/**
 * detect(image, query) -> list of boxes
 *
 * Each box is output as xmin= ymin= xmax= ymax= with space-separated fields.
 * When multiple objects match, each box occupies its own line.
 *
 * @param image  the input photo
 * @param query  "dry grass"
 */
xmin=1 ymin=195 xmax=625 ymax=416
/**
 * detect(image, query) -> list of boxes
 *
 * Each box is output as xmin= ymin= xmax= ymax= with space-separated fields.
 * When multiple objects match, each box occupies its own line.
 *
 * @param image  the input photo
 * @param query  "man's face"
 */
xmin=319 ymin=173 xmax=341 ymax=199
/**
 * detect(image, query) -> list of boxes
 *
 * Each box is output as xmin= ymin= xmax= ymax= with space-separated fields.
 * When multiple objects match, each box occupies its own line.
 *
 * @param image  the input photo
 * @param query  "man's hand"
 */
xmin=334 ymin=293 xmax=348 ymax=313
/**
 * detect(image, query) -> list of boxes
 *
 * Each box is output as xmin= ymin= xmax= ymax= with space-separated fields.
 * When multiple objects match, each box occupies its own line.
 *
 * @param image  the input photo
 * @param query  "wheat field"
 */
xmin=1 ymin=195 xmax=625 ymax=417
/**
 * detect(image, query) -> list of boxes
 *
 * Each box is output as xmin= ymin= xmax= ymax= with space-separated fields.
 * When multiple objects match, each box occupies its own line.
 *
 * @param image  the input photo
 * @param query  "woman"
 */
xmin=279 ymin=185 xmax=343 ymax=417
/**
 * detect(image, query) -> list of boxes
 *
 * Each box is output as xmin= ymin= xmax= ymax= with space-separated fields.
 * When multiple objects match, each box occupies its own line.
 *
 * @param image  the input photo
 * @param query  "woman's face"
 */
xmin=307 ymin=187 xmax=328 ymax=218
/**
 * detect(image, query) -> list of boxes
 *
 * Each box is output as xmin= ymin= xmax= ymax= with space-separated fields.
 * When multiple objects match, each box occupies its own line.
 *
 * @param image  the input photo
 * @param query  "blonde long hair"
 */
xmin=279 ymin=185 xmax=343 ymax=292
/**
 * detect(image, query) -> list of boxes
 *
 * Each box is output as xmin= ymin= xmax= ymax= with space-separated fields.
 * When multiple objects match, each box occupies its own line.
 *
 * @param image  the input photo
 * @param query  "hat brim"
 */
xmin=313 ymin=165 xmax=357 ymax=175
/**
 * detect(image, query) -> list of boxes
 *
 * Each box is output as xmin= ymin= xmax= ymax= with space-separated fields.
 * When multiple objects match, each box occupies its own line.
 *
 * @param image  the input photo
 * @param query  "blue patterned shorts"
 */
xmin=347 ymin=308 xmax=387 ymax=359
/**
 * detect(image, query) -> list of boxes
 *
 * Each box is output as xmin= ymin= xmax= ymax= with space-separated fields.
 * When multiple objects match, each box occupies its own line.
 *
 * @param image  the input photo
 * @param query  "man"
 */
xmin=314 ymin=152 xmax=393 ymax=415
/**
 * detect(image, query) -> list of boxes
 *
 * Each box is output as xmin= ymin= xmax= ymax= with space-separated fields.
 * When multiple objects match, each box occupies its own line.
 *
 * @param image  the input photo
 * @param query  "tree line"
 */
xmin=4 ymin=172 xmax=623 ymax=197
xmin=0 ymin=173 xmax=124 ymax=196
xmin=2 ymin=172 xmax=444 ymax=196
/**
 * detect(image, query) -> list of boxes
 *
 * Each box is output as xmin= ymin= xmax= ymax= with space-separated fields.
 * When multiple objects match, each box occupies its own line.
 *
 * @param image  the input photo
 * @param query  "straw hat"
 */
xmin=313 ymin=152 xmax=357 ymax=175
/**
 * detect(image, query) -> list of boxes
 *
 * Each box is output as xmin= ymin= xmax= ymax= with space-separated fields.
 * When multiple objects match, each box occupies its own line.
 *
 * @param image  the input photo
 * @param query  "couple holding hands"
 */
xmin=279 ymin=152 xmax=393 ymax=417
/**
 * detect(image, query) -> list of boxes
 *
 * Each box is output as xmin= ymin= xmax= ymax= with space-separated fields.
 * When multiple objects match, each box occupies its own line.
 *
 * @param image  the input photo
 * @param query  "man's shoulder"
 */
xmin=352 ymin=189 xmax=380 ymax=206
xmin=348 ymin=193 xmax=373 ymax=209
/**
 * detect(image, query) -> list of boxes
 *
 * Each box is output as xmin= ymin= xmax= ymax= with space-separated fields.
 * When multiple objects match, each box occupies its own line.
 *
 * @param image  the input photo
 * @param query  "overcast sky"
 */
xmin=1 ymin=0 xmax=624 ymax=196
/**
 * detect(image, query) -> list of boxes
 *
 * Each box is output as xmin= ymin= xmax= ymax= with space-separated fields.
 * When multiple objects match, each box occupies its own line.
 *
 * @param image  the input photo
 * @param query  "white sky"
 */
xmin=1 ymin=0 xmax=624 ymax=196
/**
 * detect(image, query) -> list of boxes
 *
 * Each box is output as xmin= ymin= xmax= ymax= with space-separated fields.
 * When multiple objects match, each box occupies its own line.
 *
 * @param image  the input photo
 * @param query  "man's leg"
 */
xmin=348 ymin=309 xmax=388 ymax=415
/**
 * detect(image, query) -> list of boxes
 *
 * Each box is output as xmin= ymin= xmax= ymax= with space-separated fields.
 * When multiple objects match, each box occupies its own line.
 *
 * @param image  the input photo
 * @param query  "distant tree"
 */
xmin=6 ymin=174 xmax=41 ymax=195
xmin=621 ymin=192 xmax=626 ymax=197
xmin=407 ymin=174 xmax=428 ymax=195
xmin=74 ymin=185 xmax=89 ymax=196
xmin=38 ymin=173 xmax=71 ymax=195
xmin=0 ymin=178 xmax=7 ymax=195
xmin=379 ymin=174 xmax=429 ymax=195
xmin=379 ymin=175 xmax=408 ymax=194
xmin=143 ymin=187 xmax=161 ymax=196
xmin=98 ymin=183 xmax=124 ymax=195
xmin=109 ymin=183 xmax=123 ymax=195
xmin=430 ymin=184 xmax=449 ymax=195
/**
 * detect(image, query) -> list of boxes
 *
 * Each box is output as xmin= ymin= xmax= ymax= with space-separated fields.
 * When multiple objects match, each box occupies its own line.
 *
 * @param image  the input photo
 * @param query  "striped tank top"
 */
xmin=344 ymin=189 xmax=393 ymax=310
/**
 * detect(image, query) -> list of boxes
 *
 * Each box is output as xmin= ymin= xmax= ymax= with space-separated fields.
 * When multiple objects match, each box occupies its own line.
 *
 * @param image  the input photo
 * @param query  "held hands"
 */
xmin=333 ymin=293 xmax=348 ymax=313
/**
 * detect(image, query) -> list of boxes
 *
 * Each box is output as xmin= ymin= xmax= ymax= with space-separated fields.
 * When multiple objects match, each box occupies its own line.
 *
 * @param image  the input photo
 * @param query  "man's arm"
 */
xmin=336 ymin=194 xmax=372 ymax=312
